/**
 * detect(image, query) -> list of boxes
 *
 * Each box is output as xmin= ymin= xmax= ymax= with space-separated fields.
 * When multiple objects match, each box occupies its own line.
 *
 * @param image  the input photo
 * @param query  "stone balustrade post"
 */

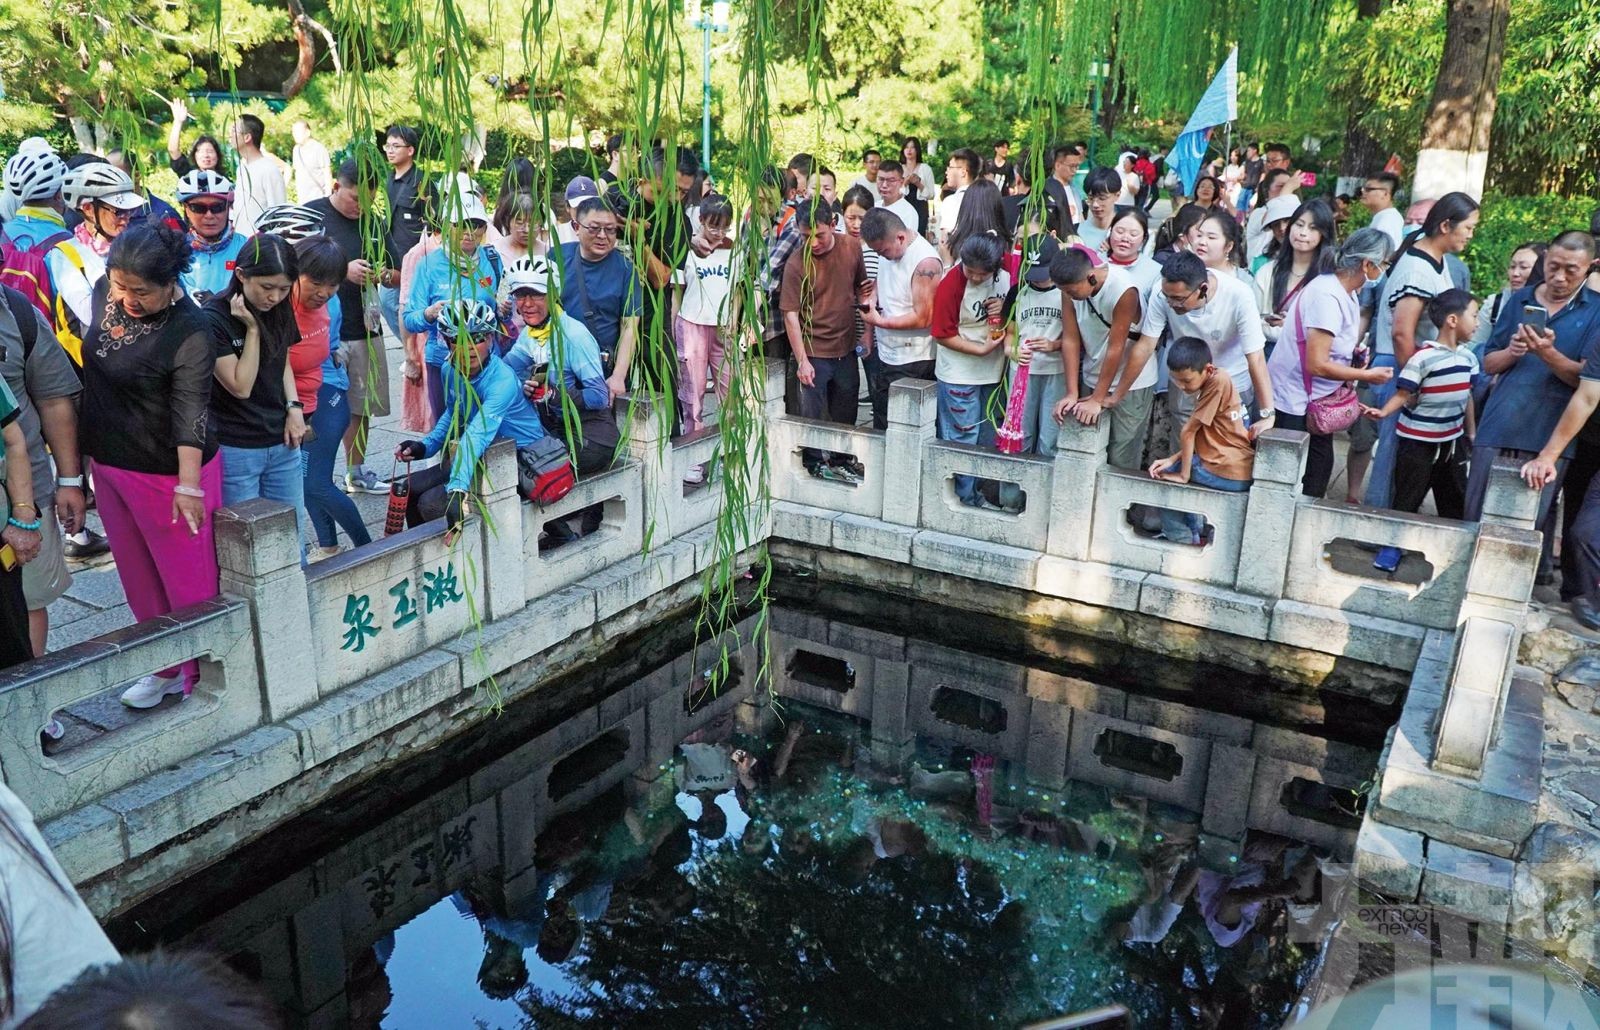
xmin=763 ymin=358 xmax=788 ymax=421
xmin=1480 ymin=456 xmax=1540 ymax=530
xmin=1234 ymin=429 xmax=1308 ymax=598
xmin=882 ymin=378 xmax=938 ymax=527
xmin=626 ymin=390 xmax=675 ymax=539
xmin=1045 ymin=416 xmax=1109 ymax=560
xmin=215 ymin=499 xmax=318 ymax=720
xmin=479 ymin=439 xmax=528 ymax=614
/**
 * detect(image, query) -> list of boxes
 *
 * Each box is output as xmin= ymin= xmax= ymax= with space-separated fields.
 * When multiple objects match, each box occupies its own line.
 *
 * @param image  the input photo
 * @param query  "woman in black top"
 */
xmin=80 ymin=224 xmax=223 ymax=709
xmin=206 ymin=233 xmax=307 ymax=549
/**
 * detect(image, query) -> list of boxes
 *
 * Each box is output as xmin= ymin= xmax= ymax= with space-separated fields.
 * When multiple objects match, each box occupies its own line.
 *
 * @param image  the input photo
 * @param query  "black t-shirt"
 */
xmin=635 ymin=196 xmax=694 ymax=387
xmin=984 ymin=158 xmax=1017 ymax=194
xmin=305 ymin=197 xmax=400 ymax=342
xmin=385 ymin=165 xmax=425 ymax=256
xmin=1243 ymin=157 xmax=1265 ymax=189
xmin=81 ymin=283 xmax=219 ymax=474
xmin=202 ymin=295 xmax=298 ymax=448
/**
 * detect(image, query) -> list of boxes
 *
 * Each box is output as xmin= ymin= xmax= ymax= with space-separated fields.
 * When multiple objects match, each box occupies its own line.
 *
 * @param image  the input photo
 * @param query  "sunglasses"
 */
xmin=185 ymin=201 xmax=228 ymax=215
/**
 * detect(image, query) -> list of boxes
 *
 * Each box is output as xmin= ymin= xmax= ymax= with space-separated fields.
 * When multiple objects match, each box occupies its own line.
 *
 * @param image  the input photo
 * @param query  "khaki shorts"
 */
xmin=21 ymin=503 xmax=71 ymax=611
xmin=343 ymin=336 xmax=392 ymax=419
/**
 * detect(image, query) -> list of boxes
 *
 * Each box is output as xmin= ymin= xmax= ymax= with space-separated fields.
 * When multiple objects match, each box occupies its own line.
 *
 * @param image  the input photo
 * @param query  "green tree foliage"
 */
xmin=1332 ymin=0 xmax=1600 ymax=195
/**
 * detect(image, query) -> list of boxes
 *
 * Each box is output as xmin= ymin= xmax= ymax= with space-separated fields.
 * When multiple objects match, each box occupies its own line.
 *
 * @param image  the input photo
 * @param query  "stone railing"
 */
xmin=0 ymin=396 xmax=763 ymax=896
xmin=0 ymin=360 xmax=1544 ymax=914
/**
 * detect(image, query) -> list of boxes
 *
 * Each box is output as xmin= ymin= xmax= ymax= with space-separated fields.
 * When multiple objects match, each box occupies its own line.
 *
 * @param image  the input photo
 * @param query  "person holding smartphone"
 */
xmin=1469 ymin=233 xmax=1600 ymax=579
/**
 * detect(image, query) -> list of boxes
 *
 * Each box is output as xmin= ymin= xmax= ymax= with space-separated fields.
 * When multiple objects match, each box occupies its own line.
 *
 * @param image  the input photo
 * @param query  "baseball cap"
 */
xmin=565 ymin=175 xmax=601 ymax=209
xmin=1025 ymin=234 xmax=1062 ymax=286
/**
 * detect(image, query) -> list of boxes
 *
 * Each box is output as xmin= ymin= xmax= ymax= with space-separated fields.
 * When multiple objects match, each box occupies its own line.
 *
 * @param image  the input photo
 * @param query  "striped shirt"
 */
xmin=1396 ymin=342 xmax=1479 ymax=441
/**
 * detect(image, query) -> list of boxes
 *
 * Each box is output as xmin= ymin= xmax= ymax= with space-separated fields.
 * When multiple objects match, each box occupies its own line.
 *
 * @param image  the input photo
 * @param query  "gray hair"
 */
xmin=1335 ymin=227 xmax=1393 ymax=271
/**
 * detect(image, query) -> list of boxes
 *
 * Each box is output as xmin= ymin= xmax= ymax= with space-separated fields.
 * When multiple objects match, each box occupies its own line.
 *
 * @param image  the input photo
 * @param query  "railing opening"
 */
xmin=547 ymin=728 xmax=631 ymax=801
xmin=786 ymin=650 xmax=856 ymax=693
xmin=539 ymin=495 xmax=624 ymax=555
xmin=1125 ymin=505 xmax=1216 ymax=548
xmin=795 ymin=447 xmax=866 ymax=488
xmin=1279 ymin=776 xmax=1367 ymax=829
xmin=1093 ymin=729 xmax=1183 ymax=781
xmin=942 ymin=477 xmax=1028 ymax=514
xmin=1324 ymin=539 xmax=1434 ymax=585
xmin=685 ymin=657 xmax=745 ymax=715
xmin=930 ymin=686 xmax=1007 ymax=734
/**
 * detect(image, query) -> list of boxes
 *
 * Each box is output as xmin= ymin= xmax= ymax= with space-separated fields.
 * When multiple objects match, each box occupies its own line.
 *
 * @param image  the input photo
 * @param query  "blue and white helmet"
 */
xmin=176 ymin=168 xmax=234 ymax=203
xmin=436 ymin=299 xmax=499 ymax=340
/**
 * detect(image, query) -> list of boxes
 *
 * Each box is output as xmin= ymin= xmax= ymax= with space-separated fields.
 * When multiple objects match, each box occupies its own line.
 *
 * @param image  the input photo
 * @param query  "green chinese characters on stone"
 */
xmin=423 ymin=563 xmax=465 ymax=613
xmin=341 ymin=594 xmax=380 ymax=652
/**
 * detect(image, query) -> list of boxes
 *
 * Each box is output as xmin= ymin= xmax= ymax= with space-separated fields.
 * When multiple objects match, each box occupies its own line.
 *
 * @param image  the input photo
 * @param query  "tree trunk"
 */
xmin=1335 ymin=0 xmax=1389 ymax=196
xmin=1412 ymin=0 xmax=1509 ymax=201
xmin=282 ymin=0 xmax=317 ymax=99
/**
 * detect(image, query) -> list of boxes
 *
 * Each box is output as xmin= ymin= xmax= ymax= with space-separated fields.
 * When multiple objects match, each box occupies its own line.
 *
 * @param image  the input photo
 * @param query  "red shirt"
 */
xmin=289 ymin=293 xmax=332 ymax=415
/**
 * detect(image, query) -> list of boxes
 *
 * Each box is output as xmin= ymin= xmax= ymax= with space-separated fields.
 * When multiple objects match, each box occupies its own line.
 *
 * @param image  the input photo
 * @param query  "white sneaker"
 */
xmin=120 ymin=675 xmax=185 ymax=710
xmin=683 ymin=464 xmax=706 ymax=485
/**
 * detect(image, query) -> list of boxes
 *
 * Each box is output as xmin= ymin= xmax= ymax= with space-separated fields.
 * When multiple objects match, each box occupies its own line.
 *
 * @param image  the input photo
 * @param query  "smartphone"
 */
xmin=1524 ymin=304 xmax=1549 ymax=336
xmin=1299 ymin=171 xmax=1317 ymax=188
xmin=1373 ymin=546 xmax=1403 ymax=574
xmin=0 ymin=543 xmax=16 ymax=573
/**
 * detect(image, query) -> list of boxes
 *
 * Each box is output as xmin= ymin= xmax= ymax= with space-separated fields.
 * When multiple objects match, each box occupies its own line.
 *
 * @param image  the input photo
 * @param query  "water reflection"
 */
xmin=111 ymin=606 xmax=1380 ymax=1029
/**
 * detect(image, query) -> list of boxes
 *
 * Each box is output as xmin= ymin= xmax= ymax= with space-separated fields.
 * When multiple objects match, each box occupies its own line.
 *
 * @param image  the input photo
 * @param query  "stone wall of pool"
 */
xmin=0 ymin=361 xmax=1566 ymax=962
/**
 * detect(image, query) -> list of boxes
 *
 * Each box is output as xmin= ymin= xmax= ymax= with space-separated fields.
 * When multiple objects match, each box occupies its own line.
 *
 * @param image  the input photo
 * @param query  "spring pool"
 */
xmin=108 ymin=588 xmax=1389 ymax=1028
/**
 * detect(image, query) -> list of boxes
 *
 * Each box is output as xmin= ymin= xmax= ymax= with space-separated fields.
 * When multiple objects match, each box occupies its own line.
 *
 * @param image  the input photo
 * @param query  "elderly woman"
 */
xmin=1267 ymin=228 xmax=1396 ymax=498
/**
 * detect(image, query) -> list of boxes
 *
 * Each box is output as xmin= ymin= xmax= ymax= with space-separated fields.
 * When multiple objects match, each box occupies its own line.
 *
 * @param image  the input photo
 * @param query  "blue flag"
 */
xmin=1173 ymin=48 xmax=1238 ymax=197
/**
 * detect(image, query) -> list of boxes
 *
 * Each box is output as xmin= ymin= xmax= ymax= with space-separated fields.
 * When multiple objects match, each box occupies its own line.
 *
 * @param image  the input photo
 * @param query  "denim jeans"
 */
xmin=221 ymin=442 xmax=306 ymax=553
xmin=303 ymin=384 xmax=373 ymax=549
xmin=1156 ymin=457 xmax=1252 ymax=542
xmin=1360 ymin=354 xmax=1401 ymax=507
xmin=936 ymin=380 xmax=1000 ymax=505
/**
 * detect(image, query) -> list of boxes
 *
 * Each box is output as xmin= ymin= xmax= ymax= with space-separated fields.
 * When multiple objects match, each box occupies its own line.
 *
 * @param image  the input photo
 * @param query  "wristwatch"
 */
xmin=288 ymin=401 xmax=305 ymax=411
xmin=1257 ymin=409 xmax=1275 ymax=420
xmin=56 ymin=475 xmax=84 ymax=488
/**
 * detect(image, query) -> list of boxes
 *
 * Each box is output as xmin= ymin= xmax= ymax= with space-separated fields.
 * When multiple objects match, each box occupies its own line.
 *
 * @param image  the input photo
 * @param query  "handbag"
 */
xmin=516 ymin=435 xmax=576 ymax=506
xmin=1293 ymin=297 xmax=1361 ymax=435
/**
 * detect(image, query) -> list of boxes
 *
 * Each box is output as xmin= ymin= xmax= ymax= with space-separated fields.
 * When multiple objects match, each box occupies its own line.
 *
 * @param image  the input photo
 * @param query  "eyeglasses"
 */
xmin=578 ymin=222 xmax=619 ymax=238
xmin=185 ymin=201 xmax=228 ymax=215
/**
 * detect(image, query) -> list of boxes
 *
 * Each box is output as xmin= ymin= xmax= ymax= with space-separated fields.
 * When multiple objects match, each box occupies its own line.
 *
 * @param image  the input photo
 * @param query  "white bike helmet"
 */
xmin=62 ymin=163 xmax=146 ymax=212
xmin=504 ymin=254 xmax=560 ymax=296
xmin=176 ymin=168 xmax=235 ymax=203
xmin=436 ymin=299 xmax=499 ymax=340
xmin=4 ymin=146 xmax=67 ymax=203
xmin=254 ymin=204 xmax=325 ymax=243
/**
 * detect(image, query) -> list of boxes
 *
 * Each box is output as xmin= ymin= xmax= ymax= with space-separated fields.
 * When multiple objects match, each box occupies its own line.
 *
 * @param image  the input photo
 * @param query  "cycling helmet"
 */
xmin=436 ymin=299 xmax=499 ymax=340
xmin=4 ymin=146 xmax=67 ymax=203
xmin=176 ymin=169 xmax=235 ymax=203
xmin=62 ymin=163 xmax=146 ymax=212
xmin=254 ymin=204 xmax=325 ymax=243
xmin=504 ymin=254 xmax=560 ymax=296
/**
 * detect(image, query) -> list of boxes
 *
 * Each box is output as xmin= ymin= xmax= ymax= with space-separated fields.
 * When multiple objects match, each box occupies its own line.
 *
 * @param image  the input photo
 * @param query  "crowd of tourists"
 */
xmin=4 ymin=123 xmax=1600 ymax=710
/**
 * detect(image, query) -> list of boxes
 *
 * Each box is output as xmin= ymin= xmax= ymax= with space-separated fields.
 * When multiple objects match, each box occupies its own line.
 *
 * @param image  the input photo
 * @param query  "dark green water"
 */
xmin=110 ymin=590 xmax=1387 ymax=1029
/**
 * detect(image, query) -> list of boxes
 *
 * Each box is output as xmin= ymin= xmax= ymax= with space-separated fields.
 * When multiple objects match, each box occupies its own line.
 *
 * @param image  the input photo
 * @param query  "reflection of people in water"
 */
xmin=450 ymin=878 xmax=543 ymax=999
xmin=837 ymin=817 xmax=929 ymax=886
xmin=1195 ymin=835 xmax=1317 ymax=948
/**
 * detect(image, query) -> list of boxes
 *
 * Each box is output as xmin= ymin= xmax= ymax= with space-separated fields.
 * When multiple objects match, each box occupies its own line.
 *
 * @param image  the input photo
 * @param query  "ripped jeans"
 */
xmin=936 ymin=380 xmax=1000 ymax=505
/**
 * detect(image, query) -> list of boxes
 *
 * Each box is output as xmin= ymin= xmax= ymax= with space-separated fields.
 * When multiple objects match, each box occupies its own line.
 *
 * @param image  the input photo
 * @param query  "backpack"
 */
xmin=0 ymin=229 xmax=84 ymax=364
xmin=2 ymin=285 xmax=39 ymax=362
xmin=516 ymin=434 xmax=575 ymax=506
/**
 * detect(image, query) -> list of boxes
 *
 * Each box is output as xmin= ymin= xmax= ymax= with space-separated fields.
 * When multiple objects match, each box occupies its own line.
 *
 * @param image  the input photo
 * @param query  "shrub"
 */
xmin=1466 ymin=194 xmax=1595 ymax=295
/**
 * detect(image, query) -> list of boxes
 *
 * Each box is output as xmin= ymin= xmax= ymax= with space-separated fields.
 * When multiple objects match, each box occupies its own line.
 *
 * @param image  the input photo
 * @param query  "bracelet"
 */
xmin=10 ymin=501 xmax=37 ymax=515
xmin=173 ymin=485 xmax=205 ymax=498
xmin=6 ymin=516 xmax=41 ymax=532
xmin=56 ymin=476 xmax=84 ymax=488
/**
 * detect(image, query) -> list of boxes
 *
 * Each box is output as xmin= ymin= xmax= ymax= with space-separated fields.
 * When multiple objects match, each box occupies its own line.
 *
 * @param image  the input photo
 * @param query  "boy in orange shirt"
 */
xmin=1150 ymin=337 xmax=1255 ymax=542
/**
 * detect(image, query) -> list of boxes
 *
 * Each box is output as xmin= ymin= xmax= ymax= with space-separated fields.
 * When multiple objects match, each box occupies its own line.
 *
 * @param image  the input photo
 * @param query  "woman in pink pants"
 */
xmin=80 ymin=223 xmax=223 ymax=709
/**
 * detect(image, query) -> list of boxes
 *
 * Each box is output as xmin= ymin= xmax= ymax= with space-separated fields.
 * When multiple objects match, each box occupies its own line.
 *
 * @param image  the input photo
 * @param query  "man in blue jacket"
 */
xmin=395 ymin=300 xmax=546 ymax=532
xmin=503 ymin=255 xmax=619 ymax=475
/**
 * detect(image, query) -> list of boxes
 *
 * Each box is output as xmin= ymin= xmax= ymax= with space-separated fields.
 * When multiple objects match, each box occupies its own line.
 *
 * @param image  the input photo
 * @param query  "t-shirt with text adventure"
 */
xmin=1012 ymin=282 xmax=1065 ymax=377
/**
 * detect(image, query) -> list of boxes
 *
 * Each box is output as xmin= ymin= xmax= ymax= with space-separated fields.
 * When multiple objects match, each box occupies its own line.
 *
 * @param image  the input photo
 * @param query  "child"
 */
xmin=1360 ymin=289 xmax=1479 ymax=518
xmin=1150 ymin=337 xmax=1255 ymax=540
xmin=673 ymin=193 xmax=736 ymax=482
